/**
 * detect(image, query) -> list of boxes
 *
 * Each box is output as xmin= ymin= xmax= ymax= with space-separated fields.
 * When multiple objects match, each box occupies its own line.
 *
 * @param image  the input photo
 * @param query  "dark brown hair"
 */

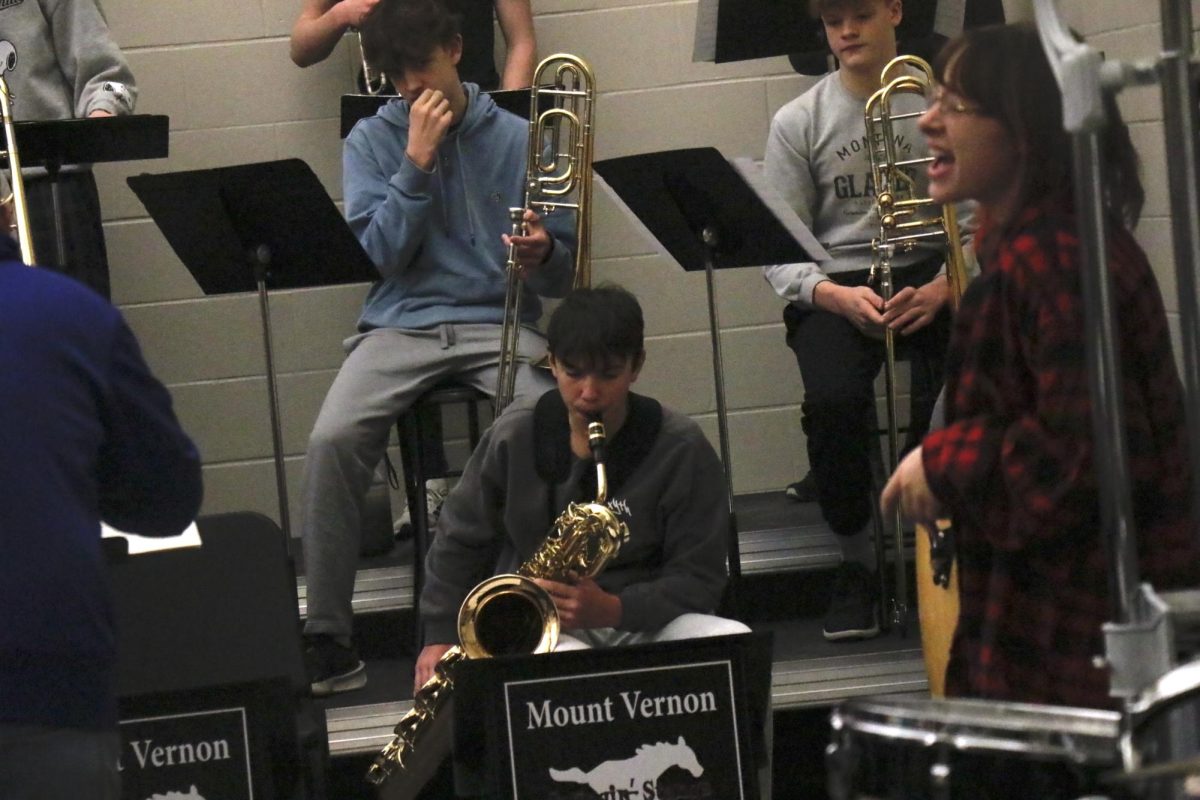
xmin=547 ymin=285 xmax=645 ymax=367
xmin=934 ymin=22 xmax=1143 ymax=230
xmin=808 ymin=0 xmax=897 ymax=19
xmin=360 ymin=0 xmax=461 ymax=81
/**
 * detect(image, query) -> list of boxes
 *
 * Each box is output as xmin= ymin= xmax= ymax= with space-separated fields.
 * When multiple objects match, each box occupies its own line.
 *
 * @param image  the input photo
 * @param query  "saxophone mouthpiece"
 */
xmin=587 ymin=417 xmax=606 ymax=453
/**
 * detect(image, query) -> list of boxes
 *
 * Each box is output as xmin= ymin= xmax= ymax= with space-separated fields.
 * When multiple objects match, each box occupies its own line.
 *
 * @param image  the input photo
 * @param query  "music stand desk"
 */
xmin=2 ymin=114 xmax=169 ymax=267
xmin=127 ymin=159 xmax=377 ymax=544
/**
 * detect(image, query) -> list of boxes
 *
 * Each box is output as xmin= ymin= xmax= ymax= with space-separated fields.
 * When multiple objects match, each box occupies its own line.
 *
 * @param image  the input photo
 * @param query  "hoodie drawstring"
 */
xmin=455 ymin=137 xmax=478 ymax=247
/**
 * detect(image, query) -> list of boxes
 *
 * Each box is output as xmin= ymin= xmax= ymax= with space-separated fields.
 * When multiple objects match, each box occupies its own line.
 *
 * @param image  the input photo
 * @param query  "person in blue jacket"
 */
xmin=299 ymin=0 xmax=575 ymax=697
xmin=0 ymin=234 xmax=203 ymax=799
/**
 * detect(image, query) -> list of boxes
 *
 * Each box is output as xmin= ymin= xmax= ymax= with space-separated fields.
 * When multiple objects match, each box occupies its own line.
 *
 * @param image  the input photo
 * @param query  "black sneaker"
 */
xmin=304 ymin=635 xmax=367 ymax=696
xmin=823 ymin=562 xmax=880 ymax=641
xmin=784 ymin=471 xmax=818 ymax=503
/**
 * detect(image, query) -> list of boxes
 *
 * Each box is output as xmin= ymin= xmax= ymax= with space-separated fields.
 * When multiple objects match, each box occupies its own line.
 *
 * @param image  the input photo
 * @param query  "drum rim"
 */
xmin=833 ymin=695 xmax=1122 ymax=766
xmin=1129 ymin=659 xmax=1200 ymax=717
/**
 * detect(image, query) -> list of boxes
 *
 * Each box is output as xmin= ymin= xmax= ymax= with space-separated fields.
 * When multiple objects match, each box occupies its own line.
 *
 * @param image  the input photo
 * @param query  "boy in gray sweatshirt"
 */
xmin=763 ymin=0 xmax=960 ymax=641
xmin=416 ymin=286 xmax=749 ymax=689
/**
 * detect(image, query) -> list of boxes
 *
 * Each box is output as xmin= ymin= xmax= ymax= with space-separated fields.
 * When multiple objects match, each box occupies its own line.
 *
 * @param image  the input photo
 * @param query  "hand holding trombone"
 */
xmin=864 ymin=54 xmax=968 ymax=681
xmin=494 ymin=53 xmax=595 ymax=413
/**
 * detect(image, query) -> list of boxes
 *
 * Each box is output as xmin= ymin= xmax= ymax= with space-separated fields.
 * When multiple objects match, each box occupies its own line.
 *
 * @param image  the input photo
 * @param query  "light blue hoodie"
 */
xmin=343 ymin=83 xmax=576 ymax=331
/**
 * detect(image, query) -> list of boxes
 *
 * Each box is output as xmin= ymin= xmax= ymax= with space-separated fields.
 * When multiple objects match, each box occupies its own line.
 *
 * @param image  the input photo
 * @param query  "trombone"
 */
xmin=863 ymin=55 xmax=967 ymax=637
xmin=494 ymin=53 xmax=595 ymax=414
xmin=0 ymin=70 xmax=35 ymax=265
xmin=356 ymin=30 xmax=389 ymax=96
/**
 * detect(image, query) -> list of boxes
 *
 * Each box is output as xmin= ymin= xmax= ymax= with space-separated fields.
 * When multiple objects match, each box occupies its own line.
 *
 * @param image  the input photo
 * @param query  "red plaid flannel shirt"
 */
xmin=922 ymin=201 xmax=1199 ymax=708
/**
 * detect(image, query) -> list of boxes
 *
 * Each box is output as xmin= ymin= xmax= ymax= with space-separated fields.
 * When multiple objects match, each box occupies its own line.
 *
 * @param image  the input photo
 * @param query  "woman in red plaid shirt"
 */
xmin=881 ymin=23 xmax=1200 ymax=709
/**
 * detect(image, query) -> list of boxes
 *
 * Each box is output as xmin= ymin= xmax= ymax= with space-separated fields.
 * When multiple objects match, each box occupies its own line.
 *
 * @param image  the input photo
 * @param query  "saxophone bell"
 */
xmin=457 ymin=573 xmax=559 ymax=660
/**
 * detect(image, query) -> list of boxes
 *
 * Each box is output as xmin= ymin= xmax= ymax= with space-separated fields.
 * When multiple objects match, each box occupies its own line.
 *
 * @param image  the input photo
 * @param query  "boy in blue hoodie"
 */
xmin=300 ymin=0 xmax=575 ymax=696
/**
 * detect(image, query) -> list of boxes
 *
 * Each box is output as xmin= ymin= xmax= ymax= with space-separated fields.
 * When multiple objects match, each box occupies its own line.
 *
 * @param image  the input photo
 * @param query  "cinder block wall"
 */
xmin=91 ymin=0 xmax=1191 ymax=531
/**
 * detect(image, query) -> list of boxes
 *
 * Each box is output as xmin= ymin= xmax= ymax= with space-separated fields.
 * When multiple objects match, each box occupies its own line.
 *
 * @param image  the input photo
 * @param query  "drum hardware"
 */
xmin=1032 ymin=0 xmax=1170 ymax=694
xmin=1105 ymin=658 xmax=1200 ymax=797
xmin=827 ymin=695 xmax=1122 ymax=800
xmin=495 ymin=53 xmax=596 ymax=413
xmin=1035 ymin=0 xmax=1192 ymax=703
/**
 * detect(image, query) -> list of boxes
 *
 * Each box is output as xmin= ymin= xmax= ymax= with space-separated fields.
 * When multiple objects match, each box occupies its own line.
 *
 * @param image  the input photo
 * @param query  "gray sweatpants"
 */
xmin=302 ymin=322 xmax=554 ymax=640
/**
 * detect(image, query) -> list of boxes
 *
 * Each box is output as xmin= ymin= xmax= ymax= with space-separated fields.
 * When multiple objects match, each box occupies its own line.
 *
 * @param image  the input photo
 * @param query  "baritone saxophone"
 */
xmin=367 ymin=417 xmax=629 ymax=797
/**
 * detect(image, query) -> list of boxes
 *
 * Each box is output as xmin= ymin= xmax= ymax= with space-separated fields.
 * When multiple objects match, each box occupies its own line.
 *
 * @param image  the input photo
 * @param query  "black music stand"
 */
xmin=127 ymin=159 xmax=377 ymax=548
xmin=2 ymin=114 xmax=169 ymax=266
xmin=339 ymin=88 xmax=538 ymax=138
xmin=594 ymin=147 xmax=827 ymax=610
xmin=692 ymin=0 xmax=1004 ymax=73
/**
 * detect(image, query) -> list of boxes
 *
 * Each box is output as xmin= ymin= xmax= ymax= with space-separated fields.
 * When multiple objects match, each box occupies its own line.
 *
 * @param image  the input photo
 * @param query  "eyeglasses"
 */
xmin=930 ymin=87 xmax=983 ymax=116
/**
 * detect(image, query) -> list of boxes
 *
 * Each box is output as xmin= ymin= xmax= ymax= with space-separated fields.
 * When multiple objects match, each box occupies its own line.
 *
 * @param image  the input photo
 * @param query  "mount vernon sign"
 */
xmin=118 ymin=707 xmax=252 ymax=800
xmin=453 ymin=634 xmax=769 ymax=800
xmin=505 ymin=660 xmax=747 ymax=800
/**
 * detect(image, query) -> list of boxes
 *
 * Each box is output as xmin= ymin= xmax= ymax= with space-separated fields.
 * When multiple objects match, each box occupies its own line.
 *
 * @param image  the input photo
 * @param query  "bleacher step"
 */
xmin=297 ymin=524 xmax=849 ymax=619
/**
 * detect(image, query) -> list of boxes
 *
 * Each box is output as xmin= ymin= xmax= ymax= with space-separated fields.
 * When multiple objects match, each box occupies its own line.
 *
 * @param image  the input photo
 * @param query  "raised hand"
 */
xmin=405 ymin=89 xmax=453 ymax=170
xmin=339 ymin=0 xmax=382 ymax=28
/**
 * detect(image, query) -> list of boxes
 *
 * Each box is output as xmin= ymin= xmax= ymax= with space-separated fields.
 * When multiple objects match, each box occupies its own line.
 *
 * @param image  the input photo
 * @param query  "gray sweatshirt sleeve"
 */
xmin=761 ymin=102 xmax=829 ymax=309
xmin=47 ymin=0 xmax=137 ymax=117
xmin=615 ymin=431 xmax=730 ymax=631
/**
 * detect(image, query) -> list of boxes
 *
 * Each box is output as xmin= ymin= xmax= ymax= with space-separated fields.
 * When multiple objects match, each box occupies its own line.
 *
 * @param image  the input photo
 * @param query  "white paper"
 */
xmin=692 ymin=0 xmax=719 ymax=63
xmin=730 ymin=157 xmax=831 ymax=262
xmin=933 ymin=0 xmax=966 ymax=39
xmin=102 ymin=521 xmax=201 ymax=554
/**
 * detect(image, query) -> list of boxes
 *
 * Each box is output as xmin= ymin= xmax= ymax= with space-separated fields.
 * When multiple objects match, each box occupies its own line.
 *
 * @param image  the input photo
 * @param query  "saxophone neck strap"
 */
xmin=532 ymin=389 xmax=663 ymax=501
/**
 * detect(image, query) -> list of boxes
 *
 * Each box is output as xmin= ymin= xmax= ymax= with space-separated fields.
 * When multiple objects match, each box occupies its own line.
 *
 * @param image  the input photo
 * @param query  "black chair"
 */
xmin=395 ymin=381 xmax=490 ymax=640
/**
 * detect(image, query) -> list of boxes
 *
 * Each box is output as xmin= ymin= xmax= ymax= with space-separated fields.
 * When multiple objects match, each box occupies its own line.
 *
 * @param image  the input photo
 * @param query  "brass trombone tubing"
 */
xmin=0 ymin=74 xmax=34 ymax=265
xmin=864 ymin=55 xmax=970 ymax=630
xmin=355 ymin=30 xmax=388 ymax=96
xmin=494 ymin=54 xmax=595 ymax=413
xmin=495 ymin=207 xmax=527 ymax=414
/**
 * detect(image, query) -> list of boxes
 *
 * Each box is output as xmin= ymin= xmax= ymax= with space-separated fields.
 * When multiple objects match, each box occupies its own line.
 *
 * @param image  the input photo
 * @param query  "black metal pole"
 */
xmin=1158 ymin=0 xmax=1200 ymax=528
xmin=252 ymin=244 xmax=293 ymax=553
xmin=699 ymin=229 xmax=744 ymax=608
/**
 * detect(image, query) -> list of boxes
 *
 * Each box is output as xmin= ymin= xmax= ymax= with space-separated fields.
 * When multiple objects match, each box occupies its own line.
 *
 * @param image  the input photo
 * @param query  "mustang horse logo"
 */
xmin=549 ymin=736 xmax=703 ymax=797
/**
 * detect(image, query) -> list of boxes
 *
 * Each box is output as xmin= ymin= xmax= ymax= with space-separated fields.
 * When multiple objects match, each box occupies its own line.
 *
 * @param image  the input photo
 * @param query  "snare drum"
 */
xmin=827 ymin=695 xmax=1122 ymax=800
xmin=1120 ymin=659 xmax=1200 ymax=799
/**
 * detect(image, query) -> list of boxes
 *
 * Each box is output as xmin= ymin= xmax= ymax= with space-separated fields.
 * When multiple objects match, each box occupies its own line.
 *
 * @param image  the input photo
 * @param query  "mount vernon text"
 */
xmin=527 ymin=690 xmax=719 ymax=730
xmin=120 ymin=737 xmax=233 ymax=770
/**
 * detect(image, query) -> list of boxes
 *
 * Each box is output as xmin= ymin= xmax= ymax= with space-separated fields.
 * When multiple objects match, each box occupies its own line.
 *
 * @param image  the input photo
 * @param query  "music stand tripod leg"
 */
xmin=252 ymin=246 xmax=293 ymax=553
xmin=699 ymin=230 xmax=743 ymax=614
